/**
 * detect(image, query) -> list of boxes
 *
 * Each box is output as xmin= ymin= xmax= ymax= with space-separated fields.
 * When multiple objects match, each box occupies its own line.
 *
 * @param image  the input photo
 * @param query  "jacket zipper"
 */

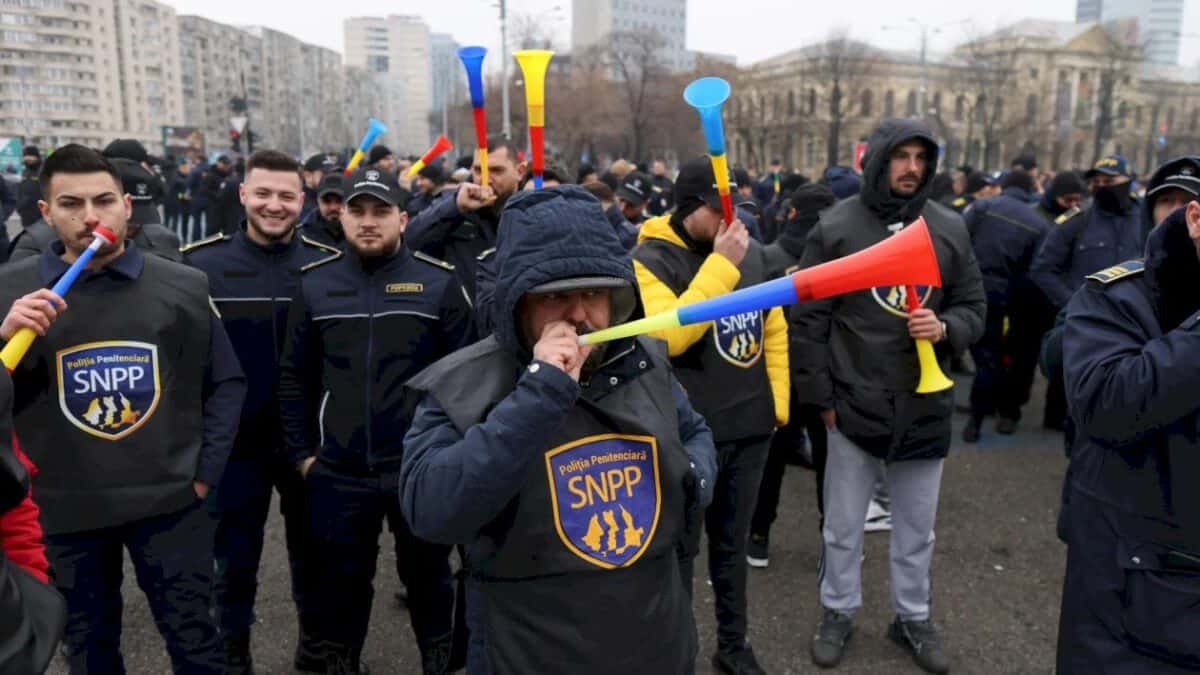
xmin=318 ymin=390 xmax=330 ymax=448
xmin=364 ymin=269 xmax=376 ymax=471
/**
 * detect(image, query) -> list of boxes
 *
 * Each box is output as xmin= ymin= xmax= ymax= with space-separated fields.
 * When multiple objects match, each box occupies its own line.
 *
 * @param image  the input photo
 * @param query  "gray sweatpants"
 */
xmin=818 ymin=428 xmax=944 ymax=621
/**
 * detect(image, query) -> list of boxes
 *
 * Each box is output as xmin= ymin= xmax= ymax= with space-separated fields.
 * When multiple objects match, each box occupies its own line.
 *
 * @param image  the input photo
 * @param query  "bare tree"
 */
xmin=1090 ymin=20 xmax=1144 ymax=164
xmin=604 ymin=28 xmax=672 ymax=161
xmin=806 ymin=29 xmax=879 ymax=167
xmin=956 ymin=31 xmax=1023 ymax=170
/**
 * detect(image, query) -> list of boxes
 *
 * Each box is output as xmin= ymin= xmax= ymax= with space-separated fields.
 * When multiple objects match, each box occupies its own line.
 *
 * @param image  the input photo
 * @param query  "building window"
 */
xmin=884 ymin=90 xmax=895 ymax=117
xmin=1072 ymin=140 xmax=1085 ymax=166
xmin=906 ymin=90 xmax=917 ymax=117
xmin=860 ymin=89 xmax=872 ymax=117
xmin=955 ymin=95 xmax=966 ymax=122
xmin=787 ymin=90 xmax=795 ymax=116
xmin=1026 ymin=94 xmax=1038 ymax=123
xmin=1117 ymin=101 xmax=1129 ymax=129
xmin=1191 ymin=108 xmax=1198 ymax=133
xmin=808 ymin=88 xmax=816 ymax=115
xmin=931 ymin=91 xmax=942 ymax=115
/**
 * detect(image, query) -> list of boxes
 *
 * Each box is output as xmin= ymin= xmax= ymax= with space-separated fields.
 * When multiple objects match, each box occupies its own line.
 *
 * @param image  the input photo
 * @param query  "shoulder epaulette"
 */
xmin=476 ymin=247 xmax=496 ymax=262
xmin=951 ymin=197 xmax=966 ymax=207
xmin=1087 ymin=260 xmax=1144 ymax=284
xmin=179 ymin=232 xmax=229 ymax=254
xmin=414 ymin=251 xmax=455 ymax=271
xmin=301 ymin=235 xmax=341 ymax=257
xmin=1054 ymin=206 xmax=1082 ymax=225
xmin=300 ymin=251 xmax=343 ymax=273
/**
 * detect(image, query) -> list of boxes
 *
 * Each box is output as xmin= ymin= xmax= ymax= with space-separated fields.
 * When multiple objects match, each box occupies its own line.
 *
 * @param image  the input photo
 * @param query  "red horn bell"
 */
xmin=791 ymin=217 xmax=942 ymax=301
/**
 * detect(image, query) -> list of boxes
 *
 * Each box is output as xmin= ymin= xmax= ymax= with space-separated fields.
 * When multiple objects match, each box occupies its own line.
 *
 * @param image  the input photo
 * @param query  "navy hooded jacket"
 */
xmin=399 ymin=186 xmax=717 ymax=545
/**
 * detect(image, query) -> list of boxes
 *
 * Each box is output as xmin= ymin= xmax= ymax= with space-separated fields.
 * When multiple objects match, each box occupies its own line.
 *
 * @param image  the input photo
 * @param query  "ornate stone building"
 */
xmin=728 ymin=19 xmax=1200 ymax=177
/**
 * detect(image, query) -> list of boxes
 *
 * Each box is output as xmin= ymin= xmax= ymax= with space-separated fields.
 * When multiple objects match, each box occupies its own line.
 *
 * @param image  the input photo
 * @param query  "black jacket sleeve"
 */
xmin=399 ymin=363 xmax=579 ymax=544
xmin=789 ymin=223 xmax=836 ymax=409
xmin=277 ymin=285 xmax=321 ymax=465
xmin=439 ymin=277 xmax=476 ymax=354
xmin=197 ymin=311 xmax=247 ymax=486
xmin=1030 ymin=218 xmax=1080 ymax=309
xmin=1064 ymin=284 xmax=1200 ymax=446
xmin=405 ymin=187 xmax=466 ymax=254
xmin=937 ymin=230 xmax=987 ymax=355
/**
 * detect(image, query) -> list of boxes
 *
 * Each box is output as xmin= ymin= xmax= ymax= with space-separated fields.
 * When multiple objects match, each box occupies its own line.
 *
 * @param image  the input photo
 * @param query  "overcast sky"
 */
xmin=166 ymin=0 xmax=1200 ymax=69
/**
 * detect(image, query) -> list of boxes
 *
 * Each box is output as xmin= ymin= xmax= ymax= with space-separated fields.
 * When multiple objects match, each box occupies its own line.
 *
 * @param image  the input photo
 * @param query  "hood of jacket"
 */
xmin=492 ymin=186 xmax=640 ymax=357
xmin=1143 ymin=206 xmax=1200 ymax=333
xmin=859 ymin=118 xmax=940 ymax=225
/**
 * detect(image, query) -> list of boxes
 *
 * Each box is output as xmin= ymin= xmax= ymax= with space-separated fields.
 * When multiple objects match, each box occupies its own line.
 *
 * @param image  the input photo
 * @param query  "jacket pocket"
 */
xmin=1118 ymin=544 xmax=1200 ymax=668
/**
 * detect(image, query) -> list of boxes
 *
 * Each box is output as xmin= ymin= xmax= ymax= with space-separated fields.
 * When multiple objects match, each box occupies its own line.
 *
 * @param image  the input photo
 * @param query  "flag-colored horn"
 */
xmin=458 ymin=46 xmax=490 ymax=187
xmin=406 ymin=135 xmax=454 ymax=179
xmin=683 ymin=77 xmax=734 ymax=225
xmin=344 ymin=118 xmax=387 ymax=176
xmin=2 ymin=226 xmax=117 ymax=372
xmin=579 ymin=218 xmax=942 ymax=347
xmin=514 ymin=49 xmax=554 ymax=189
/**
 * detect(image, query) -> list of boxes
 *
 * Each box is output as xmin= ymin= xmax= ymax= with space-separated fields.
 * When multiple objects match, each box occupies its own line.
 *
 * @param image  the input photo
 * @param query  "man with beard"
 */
xmin=400 ymin=186 xmax=715 ymax=675
xmin=300 ymin=173 xmax=346 ymax=249
xmin=183 ymin=150 xmax=342 ymax=673
xmin=794 ymin=119 xmax=984 ymax=674
xmin=278 ymin=167 xmax=473 ymax=674
xmin=1056 ymin=198 xmax=1200 ymax=673
xmin=405 ymin=137 xmax=526 ymax=302
xmin=633 ymin=157 xmax=790 ymax=675
xmin=0 ymin=144 xmax=245 ymax=673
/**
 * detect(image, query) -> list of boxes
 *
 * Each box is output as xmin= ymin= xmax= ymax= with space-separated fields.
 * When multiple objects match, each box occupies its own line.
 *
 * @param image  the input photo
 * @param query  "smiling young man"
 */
xmin=791 ymin=119 xmax=984 ymax=673
xmin=278 ymin=167 xmax=473 ymax=674
xmin=0 ymin=144 xmax=246 ymax=673
xmin=182 ymin=149 xmax=342 ymax=673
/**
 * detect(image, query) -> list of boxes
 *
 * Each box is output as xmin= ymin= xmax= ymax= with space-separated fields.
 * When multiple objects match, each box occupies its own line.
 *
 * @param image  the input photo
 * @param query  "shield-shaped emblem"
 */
xmin=57 ymin=341 xmax=160 ymax=441
xmin=871 ymin=285 xmax=933 ymax=318
xmin=546 ymin=434 xmax=661 ymax=570
xmin=713 ymin=310 xmax=764 ymax=368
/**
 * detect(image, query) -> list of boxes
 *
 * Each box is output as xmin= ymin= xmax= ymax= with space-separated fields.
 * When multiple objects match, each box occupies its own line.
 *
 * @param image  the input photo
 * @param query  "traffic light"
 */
xmin=230 ymin=129 xmax=242 ymax=152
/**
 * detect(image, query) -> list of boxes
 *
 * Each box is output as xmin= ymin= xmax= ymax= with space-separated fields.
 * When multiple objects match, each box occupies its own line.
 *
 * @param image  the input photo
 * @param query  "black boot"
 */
xmin=420 ymin=634 xmax=453 ymax=675
xmin=962 ymin=416 xmax=982 ymax=443
xmin=223 ymin=633 xmax=253 ymax=675
xmin=326 ymin=643 xmax=370 ymax=675
xmin=293 ymin=624 xmax=327 ymax=673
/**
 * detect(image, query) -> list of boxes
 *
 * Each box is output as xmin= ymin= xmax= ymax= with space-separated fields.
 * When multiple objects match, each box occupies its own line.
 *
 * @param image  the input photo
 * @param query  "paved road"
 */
xmin=46 ymin=376 xmax=1069 ymax=674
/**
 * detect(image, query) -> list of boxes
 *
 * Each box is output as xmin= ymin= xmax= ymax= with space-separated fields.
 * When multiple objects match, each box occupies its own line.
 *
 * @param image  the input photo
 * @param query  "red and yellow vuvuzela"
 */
xmin=2 ymin=225 xmax=117 ymax=372
xmin=580 ymin=218 xmax=946 ymax=393
xmin=513 ymin=49 xmax=554 ymax=189
xmin=405 ymin=135 xmax=453 ymax=179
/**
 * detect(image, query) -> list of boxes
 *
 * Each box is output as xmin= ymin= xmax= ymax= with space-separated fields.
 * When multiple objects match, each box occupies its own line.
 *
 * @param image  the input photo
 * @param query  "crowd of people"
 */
xmin=0 ymin=111 xmax=1198 ymax=675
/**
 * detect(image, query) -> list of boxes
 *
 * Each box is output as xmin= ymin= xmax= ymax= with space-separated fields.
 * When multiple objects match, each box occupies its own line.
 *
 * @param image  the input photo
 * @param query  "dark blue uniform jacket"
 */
xmin=1064 ymin=208 xmax=1200 ymax=554
xmin=963 ymin=186 xmax=1048 ymax=302
xmin=277 ymin=245 xmax=474 ymax=473
xmin=1030 ymin=198 xmax=1143 ymax=308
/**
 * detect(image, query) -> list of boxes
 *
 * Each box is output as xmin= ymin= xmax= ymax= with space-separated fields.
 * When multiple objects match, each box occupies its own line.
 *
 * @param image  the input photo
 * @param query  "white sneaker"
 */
xmin=864 ymin=498 xmax=892 ymax=532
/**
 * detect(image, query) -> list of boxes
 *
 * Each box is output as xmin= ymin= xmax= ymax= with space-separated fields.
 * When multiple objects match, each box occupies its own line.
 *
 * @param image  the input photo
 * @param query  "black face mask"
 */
xmin=1093 ymin=184 xmax=1132 ymax=214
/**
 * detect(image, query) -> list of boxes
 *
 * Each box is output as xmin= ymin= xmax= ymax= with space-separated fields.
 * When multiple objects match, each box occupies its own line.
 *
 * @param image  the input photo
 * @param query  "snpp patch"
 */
xmin=57 ymin=341 xmax=160 ymax=441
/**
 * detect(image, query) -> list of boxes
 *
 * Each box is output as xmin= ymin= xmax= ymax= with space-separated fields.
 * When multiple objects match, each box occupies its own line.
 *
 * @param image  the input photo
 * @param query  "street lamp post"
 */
xmin=499 ymin=0 xmax=510 ymax=139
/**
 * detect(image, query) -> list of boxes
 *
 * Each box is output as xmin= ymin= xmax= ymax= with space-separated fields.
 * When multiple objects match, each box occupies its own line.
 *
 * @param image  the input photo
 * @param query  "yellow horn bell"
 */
xmin=513 ymin=49 xmax=553 ymax=125
xmin=914 ymin=339 xmax=955 ymax=393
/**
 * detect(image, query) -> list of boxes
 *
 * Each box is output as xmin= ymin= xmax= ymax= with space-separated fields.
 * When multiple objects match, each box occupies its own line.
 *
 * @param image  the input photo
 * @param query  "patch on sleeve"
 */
xmin=1086 ymin=260 xmax=1145 ymax=284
